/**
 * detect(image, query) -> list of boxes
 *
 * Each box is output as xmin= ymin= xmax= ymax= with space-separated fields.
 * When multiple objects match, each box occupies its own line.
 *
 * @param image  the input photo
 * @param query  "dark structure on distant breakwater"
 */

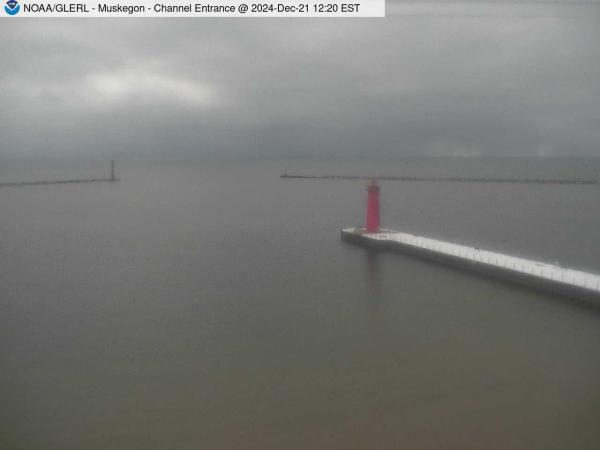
xmin=342 ymin=180 xmax=600 ymax=304
xmin=0 ymin=161 xmax=119 ymax=188
xmin=282 ymin=173 xmax=600 ymax=185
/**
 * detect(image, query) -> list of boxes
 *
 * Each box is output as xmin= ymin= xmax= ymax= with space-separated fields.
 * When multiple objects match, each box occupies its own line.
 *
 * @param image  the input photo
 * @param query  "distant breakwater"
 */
xmin=0 ymin=178 xmax=118 ymax=188
xmin=0 ymin=160 xmax=119 ymax=188
xmin=280 ymin=174 xmax=600 ymax=185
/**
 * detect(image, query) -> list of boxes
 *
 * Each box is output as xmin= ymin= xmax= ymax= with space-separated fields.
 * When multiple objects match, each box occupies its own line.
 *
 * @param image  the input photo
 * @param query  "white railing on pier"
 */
xmin=343 ymin=228 xmax=600 ymax=293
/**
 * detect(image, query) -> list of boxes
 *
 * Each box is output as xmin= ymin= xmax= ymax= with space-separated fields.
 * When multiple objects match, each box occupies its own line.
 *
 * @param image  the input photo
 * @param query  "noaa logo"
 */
xmin=5 ymin=0 xmax=20 ymax=15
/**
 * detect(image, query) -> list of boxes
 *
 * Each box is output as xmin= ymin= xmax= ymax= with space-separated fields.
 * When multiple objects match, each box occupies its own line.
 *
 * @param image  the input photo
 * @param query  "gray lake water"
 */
xmin=2 ymin=159 xmax=600 ymax=449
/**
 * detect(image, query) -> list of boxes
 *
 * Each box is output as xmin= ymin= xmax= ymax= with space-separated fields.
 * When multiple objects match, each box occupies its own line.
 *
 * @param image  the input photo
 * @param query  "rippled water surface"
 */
xmin=2 ymin=159 xmax=600 ymax=450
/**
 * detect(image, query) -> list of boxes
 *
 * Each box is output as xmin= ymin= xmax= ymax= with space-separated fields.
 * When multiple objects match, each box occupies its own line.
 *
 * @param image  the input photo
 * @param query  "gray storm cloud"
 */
xmin=1 ymin=1 xmax=600 ymax=159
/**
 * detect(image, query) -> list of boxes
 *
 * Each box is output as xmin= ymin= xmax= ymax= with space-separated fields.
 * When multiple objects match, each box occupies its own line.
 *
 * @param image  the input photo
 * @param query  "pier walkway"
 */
xmin=342 ymin=228 xmax=600 ymax=300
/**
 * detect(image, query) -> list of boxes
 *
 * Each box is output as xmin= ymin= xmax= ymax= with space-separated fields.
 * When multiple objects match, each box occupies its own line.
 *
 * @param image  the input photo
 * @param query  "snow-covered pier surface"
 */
xmin=341 ymin=227 xmax=600 ymax=302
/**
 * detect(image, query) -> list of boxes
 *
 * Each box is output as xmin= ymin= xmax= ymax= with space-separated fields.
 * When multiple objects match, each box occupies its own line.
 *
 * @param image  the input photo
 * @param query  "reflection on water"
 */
xmin=365 ymin=250 xmax=383 ymax=313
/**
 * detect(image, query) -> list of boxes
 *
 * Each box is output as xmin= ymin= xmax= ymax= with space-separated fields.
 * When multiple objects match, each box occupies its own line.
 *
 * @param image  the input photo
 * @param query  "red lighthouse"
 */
xmin=365 ymin=178 xmax=380 ymax=233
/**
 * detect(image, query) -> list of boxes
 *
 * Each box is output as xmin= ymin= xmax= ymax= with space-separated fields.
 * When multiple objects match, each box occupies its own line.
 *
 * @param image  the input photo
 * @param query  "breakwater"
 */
xmin=282 ymin=173 xmax=599 ymax=185
xmin=0 ymin=178 xmax=118 ymax=188
xmin=0 ymin=161 xmax=119 ymax=188
xmin=342 ymin=228 xmax=600 ymax=304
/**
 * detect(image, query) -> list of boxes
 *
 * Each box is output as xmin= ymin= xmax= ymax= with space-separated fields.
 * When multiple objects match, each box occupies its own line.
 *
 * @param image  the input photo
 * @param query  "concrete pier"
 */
xmin=281 ymin=173 xmax=600 ymax=185
xmin=342 ymin=228 xmax=600 ymax=303
xmin=0 ymin=161 xmax=119 ymax=188
xmin=0 ymin=178 xmax=118 ymax=188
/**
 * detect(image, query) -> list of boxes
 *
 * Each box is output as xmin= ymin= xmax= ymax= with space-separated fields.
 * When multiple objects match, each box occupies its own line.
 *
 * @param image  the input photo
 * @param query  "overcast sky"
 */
xmin=1 ymin=1 xmax=600 ymax=159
